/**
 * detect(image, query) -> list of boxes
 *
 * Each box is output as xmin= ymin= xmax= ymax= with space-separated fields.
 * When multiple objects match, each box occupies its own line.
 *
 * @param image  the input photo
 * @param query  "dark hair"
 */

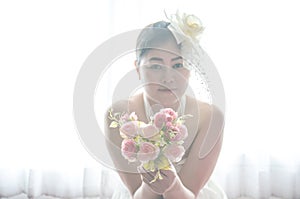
xmin=136 ymin=21 xmax=180 ymax=65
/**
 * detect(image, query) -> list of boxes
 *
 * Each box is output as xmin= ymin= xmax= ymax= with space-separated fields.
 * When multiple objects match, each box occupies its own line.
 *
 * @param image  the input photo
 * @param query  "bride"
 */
xmin=104 ymin=12 xmax=225 ymax=199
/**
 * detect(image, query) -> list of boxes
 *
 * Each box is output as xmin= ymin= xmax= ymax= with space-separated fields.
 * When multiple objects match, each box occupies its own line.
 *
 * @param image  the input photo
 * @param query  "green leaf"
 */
xmin=155 ymin=155 xmax=171 ymax=170
xmin=158 ymin=170 xmax=163 ymax=180
xmin=114 ymin=112 xmax=121 ymax=118
xmin=177 ymin=140 xmax=184 ymax=145
xmin=178 ymin=114 xmax=193 ymax=121
xmin=109 ymin=121 xmax=119 ymax=128
xmin=143 ymin=160 xmax=155 ymax=172
xmin=109 ymin=108 xmax=114 ymax=117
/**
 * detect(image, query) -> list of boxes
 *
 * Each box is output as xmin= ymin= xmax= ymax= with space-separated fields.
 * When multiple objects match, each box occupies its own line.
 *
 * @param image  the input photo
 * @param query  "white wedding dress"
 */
xmin=111 ymin=175 xmax=227 ymax=199
xmin=110 ymin=94 xmax=227 ymax=199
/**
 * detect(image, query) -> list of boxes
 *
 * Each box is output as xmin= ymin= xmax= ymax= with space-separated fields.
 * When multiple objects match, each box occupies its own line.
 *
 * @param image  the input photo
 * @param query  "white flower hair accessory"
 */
xmin=165 ymin=11 xmax=206 ymax=72
xmin=166 ymin=11 xmax=205 ymax=43
xmin=165 ymin=10 xmax=212 ymax=100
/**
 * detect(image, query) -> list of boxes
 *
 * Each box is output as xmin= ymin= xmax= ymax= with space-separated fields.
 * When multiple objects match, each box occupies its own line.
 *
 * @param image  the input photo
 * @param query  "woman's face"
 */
xmin=138 ymin=41 xmax=190 ymax=106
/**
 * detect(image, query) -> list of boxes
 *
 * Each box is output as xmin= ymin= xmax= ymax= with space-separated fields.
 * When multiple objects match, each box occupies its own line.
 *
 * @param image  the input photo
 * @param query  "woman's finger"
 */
xmin=138 ymin=166 xmax=156 ymax=182
xmin=141 ymin=172 xmax=154 ymax=182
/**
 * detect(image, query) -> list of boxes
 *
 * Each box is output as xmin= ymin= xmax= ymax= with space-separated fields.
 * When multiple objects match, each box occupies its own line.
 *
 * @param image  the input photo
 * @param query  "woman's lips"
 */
xmin=158 ymin=88 xmax=177 ymax=92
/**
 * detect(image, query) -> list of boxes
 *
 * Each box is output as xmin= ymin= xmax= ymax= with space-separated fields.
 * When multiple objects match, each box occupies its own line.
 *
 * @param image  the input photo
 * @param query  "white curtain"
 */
xmin=213 ymin=151 xmax=300 ymax=198
xmin=0 ymin=168 xmax=122 ymax=198
xmin=1 ymin=0 xmax=299 ymax=199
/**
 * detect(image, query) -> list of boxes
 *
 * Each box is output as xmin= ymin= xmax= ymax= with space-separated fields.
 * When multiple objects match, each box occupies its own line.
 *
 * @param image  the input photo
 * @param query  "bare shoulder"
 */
xmin=104 ymin=100 xmax=129 ymax=143
xmin=103 ymin=96 xmax=142 ymax=195
xmin=108 ymin=99 xmax=130 ymax=114
xmin=185 ymin=95 xmax=223 ymax=125
xmin=108 ymin=94 xmax=142 ymax=112
xmin=104 ymin=94 xmax=143 ymax=141
xmin=196 ymin=99 xmax=224 ymax=126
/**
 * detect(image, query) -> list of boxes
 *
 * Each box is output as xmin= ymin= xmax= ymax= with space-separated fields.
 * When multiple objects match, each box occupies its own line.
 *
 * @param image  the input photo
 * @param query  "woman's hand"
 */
xmin=138 ymin=164 xmax=178 ymax=195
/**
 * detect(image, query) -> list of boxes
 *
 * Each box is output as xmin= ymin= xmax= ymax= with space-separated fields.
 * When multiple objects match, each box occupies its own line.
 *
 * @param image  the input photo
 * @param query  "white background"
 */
xmin=1 ymin=0 xmax=299 ymax=172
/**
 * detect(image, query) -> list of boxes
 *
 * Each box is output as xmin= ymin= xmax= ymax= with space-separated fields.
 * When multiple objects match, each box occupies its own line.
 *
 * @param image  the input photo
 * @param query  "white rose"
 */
xmin=166 ymin=11 xmax=204 ymax=69
xmin=180 ymin=14 xmax=204 ymax=38
xmin=174 ymin=12 xmax=203 ymax=39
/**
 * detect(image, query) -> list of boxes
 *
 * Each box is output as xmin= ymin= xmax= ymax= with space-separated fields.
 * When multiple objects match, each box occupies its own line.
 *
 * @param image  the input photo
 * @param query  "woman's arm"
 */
xmin=162 ymin=177 xmax=195 ymax=199
xmin=138 ymin=164 xmax=195 ymax=199
xmin=161 ymin=135 xmax=223 ymax=199
xmin=150 ymin=103 xmax=224 ymax=199
xmin=177 ymin=103 xmax=224 ymax=197
xmin=134 ymin=182 xmax=163 ymax=199
xmin=104 ymin=100 xmax=162 ymax=199
xmin=139 ymin=103 xmax=224 ymax=199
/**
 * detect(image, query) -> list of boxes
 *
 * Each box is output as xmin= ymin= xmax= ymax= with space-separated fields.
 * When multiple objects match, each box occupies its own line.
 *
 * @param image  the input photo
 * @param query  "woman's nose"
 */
xmin=161 ymin=68 xmax=175 ymax=84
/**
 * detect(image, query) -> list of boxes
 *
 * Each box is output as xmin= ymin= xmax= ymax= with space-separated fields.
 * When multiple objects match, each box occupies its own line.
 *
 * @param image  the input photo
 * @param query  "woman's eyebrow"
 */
xmin=171 ymin=56 xmax=183 ymax=61
xmin=148 ymin=56 xmax=183 ymax=62
xmin=148 ymin=57 xmax=163 ymax=62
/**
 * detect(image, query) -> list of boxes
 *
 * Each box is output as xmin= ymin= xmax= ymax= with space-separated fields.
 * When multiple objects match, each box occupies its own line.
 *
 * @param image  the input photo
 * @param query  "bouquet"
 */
xmin=108 ymin=108 xmax=192 ymax=183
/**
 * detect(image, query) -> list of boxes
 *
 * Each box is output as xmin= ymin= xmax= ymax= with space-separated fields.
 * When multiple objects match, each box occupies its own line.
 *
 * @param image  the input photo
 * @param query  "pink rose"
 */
xmin=171 ymin=125 xmax=180 ymax=132
xmin=140 ymin=124 xmax=160 ymax=139
xmin=171 ymin=124 xmax=188 ymax=141
xmin=164 ymin=144 xmax=185 ymax=162
xmin=166 ymin=122 xmax=173 ymax=129
xmin=166 ymin=115 xmax=173 ymax=122
xmin=162 ymin=108 xmax=178 ymax=120
xmin=153 ymin=112 xmax=166 ymax=129
xmin=121 ymin=139 xmax=138 ymax=162
xmin=120 ymin=113 xmax=129 ymax=124
xmin=164 ymin=125 xmax=179 ymax=141
xmin=137 ymin=142 xmax=160 ymax=162
xmin=120 ymin=121 xmax=138 ymax=138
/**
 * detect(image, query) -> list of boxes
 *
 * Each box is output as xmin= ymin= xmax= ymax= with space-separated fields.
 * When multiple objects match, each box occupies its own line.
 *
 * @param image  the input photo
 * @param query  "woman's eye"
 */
xmin=149 ymin=64 xmax=162 ymax=70
xmin=173 ymin=63 xmax=184 ymax=69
